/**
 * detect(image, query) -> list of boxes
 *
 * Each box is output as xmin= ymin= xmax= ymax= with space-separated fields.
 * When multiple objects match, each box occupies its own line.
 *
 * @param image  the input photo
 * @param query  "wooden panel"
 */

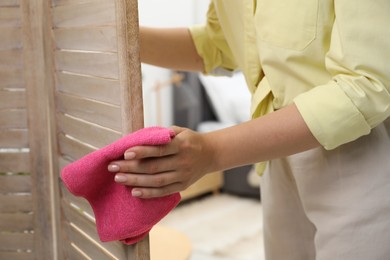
xmin=114 ymin=0 xmax=144 ymax=135
xmin=53 ymin=0 xmax=95 ymax=6
xmin=0 ymin=194 xmax=33 ymax=213
xmin=0 ymin=232 xmax=34 ymax=251
xmin=0 ymin=90 xmax=26 ymax=109
xmin=0 ymin=175 xmax=31 ymax=193
xmin=0 ymin=6 xmax=20 ymax=27
xmin=57 ymin=113 xmax=121 ymax=149
xmin=65 ymin=222 xmax=117 ymax=260
xmin=0 ymin=1 xmax=19 ymax=7
xmin=0 ymin=28 xmax=21 ymax=50
xmin=62 ymin=201 xmax=127 ymax=259
xmin=0 ymin=152 xmax=30 ymax=173
xmin=0 ymin=129 xmax=29 ymax=148
xmin=0 ymin=109 xmax=27 ymax=129
xmin=64 ymin=242 xmax=90 ymax=260
xmin=0 ymin=49 xmax=23 ymax=69
xmin=0 ymin=213 xmax=34 ymax=232
xmin=0 ymin=251 xmax=34 ymax=260
xmin=0 ymin=67 xmax=24 ymax=88
xmin=54 ymin=26 xmax=117 ymax=52
xmin=52 ymin=0 xmax=147 ymax=257
xmin=56 ymin=72 xmax=120 ymax=105
xmin=55 ymin=50 xmax=119 ymax=79
xmin=66 ymin=241 xmax=97 ymax=260
xmin=56 ymin=92 xmax=121 ymax=131
xmin=22 ymin=0 xmax=62 ymax=257
xmin=52 ymin=0 xmax=115 ymax=28
xmin=59 ymin=155 xmax=72 ymax=172
xmin=58 ymin=134 xmax=96 ymax=161
xmin=61 ymin=182 xmax=94 ymax=217
xmin=114 ymin=0 xmax=149 ymax=257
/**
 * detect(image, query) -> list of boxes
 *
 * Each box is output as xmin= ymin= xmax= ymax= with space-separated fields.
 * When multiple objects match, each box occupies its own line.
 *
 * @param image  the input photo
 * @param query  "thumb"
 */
xmin=169 ymin=125 xmax=187 ymax=135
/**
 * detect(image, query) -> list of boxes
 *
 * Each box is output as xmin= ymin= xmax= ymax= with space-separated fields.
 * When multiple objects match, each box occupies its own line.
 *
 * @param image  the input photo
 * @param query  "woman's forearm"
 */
xmin=204 ymin=103 xmax=321 ymax=172
xmin=140 ymin=27 xmax=204 ymax=72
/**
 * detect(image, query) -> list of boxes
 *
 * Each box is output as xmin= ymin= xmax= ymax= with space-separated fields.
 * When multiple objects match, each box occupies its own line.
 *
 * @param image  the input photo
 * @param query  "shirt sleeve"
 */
xmin=294 ymin=0 xmax=390 ymax=150
xmin=189 ymin=2 xmax=237 ymax=75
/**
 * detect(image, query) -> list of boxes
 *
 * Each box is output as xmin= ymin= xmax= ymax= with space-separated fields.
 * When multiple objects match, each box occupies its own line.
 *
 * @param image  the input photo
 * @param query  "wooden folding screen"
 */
xmin=0 ymin=0 xmax=149 ymax=259
xmin=0 ymin=1 xmax=35 ymax=259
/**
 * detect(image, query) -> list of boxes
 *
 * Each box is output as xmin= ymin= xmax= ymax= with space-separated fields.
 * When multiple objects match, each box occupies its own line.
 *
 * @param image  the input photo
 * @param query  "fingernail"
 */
xmin=115 ymin=174 xmax=127 ymax=183
xmin=108 ymin=164 xmax=120 ymax=172
xmin=124 ymin=151 xmax=136 ymax=160
xmin=132 ymin=190 xmax=142 ymax=197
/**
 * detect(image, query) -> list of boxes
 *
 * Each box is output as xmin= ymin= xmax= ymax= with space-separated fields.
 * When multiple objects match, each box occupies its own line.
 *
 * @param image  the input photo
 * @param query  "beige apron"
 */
xmin=261 ymin=118 xmax=390 ymax=260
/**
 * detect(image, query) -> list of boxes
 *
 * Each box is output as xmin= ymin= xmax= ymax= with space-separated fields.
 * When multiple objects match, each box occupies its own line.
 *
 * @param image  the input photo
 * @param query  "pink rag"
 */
xmin=61 ymin=126 xmax=181 ymax=244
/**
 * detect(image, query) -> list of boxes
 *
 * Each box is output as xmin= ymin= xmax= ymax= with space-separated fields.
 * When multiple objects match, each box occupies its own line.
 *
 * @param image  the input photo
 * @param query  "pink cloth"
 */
xmin=61 ymin=127 xmax=181 ymax=244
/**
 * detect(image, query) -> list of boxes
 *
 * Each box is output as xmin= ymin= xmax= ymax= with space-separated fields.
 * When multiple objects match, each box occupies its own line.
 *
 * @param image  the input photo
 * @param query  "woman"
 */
xmin=108 ymin=1 xmax=390 ymax=259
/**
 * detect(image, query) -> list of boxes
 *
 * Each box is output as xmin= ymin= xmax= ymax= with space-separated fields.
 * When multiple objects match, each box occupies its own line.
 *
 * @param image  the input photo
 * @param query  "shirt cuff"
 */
xmin=294 ymin=81 xmax=371 ymax=150
xmin=189 ymin=25 xmax=223 ymax=75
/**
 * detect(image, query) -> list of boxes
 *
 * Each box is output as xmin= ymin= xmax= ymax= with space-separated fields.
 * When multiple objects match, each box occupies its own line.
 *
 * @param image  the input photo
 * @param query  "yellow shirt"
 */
xmin=190 ymin=0 xmax=390 ymax=150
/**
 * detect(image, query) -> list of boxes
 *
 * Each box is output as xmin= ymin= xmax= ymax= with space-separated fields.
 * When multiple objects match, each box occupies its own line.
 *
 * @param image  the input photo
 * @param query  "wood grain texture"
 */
xmin=57 ymin=113 xmax=121 ymax=149
xmin=56 ymin=71 xmax=121 ymax=105
xmin=0 ymin=28 xmax=22 ymax=50
xmin=0 ymin=109 xmax=27 ymax=129
xmin=63 ymin=242 xmax=88 ymax=260
xmin=21 ymin=0 xmax=61 ymax=258
xmin=56 ymin=92 xmax=122 ymax=131
xmin=115 ymin=0 xmax=149 ymax=259
xmin=52 ymin=0 xmax=115 ymax=28
xmin=0 ymin=175 xmax=31 ymax=193
xmin=0 ymin=0 xmax=19 ymax=7
xmin=0 ymin=6 xmax=21 ymax=27
xmin=55 ymin=50 xmax=119 ymax=79
xmin=0 ymin=232 xmax=34 ymax=251
xmin=0 ymin=0 xmax=149 ymax=259
xmin=60 ymin=182 xmax=94 ymax=217
xmin=115 ymin=0 xmax=143 ymax=135
xmin=0 ymin=89 xmax=26 ymax=109
xmin=54 ymin=26 xmax=117 ymax=52
xmin=0 ymin=152 xmax=30 ymax=173
xmin=0 ymin=212 xmax=34 ymax=232
xmin=0 ymin=67 xmax=25 ymax=88
xmin=0 ymin=129 xmax=29 ymax=148
xmin=0 ymin=49 xmax=23 ymax=69
xmin=54 ymin=0 xmax=96 ymax=6
xmin=58 ymin=155 xmax=72 ymax=170
xmin=65 ymin=222 xmax=114 ymax=260
xmin=0 ymin=251 xmax=34 ymax=260
xmin=0 ymin=194 xmax=33 ymax=213
xmin=58 ymin=133 xmax=96 ymax=160
xmin=62 ymin=201 xmax=128 ymax=259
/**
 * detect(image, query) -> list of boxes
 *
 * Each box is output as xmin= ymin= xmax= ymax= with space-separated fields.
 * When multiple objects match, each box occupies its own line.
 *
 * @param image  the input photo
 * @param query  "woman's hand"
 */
xmin=107 ymin=104 xmax=321 ymax=199
xmin=107 ymin=126 xmax=216 ymax=199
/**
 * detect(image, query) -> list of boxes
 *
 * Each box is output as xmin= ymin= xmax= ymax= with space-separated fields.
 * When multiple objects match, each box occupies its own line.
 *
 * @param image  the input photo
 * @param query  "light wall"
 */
xmin=138 ymin=0 xmax=209 ymax=127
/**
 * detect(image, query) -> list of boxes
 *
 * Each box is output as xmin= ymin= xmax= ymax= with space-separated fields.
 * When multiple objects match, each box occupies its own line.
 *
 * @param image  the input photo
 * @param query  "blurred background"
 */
xmin=139 ymin=0 xmax=210 ymax=127
xmin=139 ymin=2 xmax=264 ymax=259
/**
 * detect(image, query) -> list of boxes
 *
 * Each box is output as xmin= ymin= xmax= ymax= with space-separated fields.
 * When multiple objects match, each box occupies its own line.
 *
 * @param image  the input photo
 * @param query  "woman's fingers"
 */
xmin=123 ymin=126 xmax=185 ymax=160
xmin=114 ymin=171 xmax=180 ymax=188
xmin=108 ymin=156 xmax=175 ymax=174
xmin=169 ymin=125 xmax=186 ymax=135
xmin=131 ymin=182 xmax=185 ymax=199
xmin=124 ymin=142 xmax=177 ymax=160
xmin=114 ymin=171 xmax=188 ymax=199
